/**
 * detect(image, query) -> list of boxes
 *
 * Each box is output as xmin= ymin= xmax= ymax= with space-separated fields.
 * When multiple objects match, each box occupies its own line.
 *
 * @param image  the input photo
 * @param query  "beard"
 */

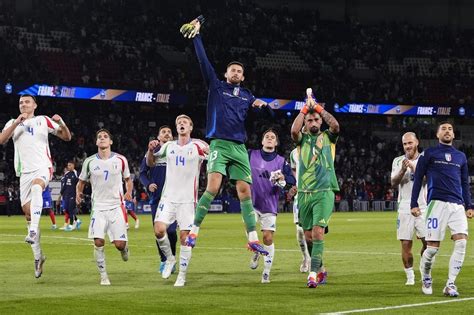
xmin=309 ymin=126 xmax=319 ymax=134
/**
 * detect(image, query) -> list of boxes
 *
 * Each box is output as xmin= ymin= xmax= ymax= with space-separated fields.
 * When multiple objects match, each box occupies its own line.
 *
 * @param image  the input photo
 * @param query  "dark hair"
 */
xmin=159 ymin=125 xmax=172 ymax=133
xmin=262 ymin=128 xmax=279 ymax=145
xmin=437 ymin=121 xmax=454 ymax=131
xmin=19 ymin=94 xmax=37 ymax=102
xmin=67 ymin=160 xmax=75 ymax=165
xmin=96 ymin=128 xmax=113 ymax=140
xmin=226 ymin=61 xmax=244 ymax=72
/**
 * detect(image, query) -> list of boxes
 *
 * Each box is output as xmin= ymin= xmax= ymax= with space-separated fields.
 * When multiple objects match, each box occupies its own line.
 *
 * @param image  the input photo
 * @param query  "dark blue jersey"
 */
xmin=60 ymin=170 xmax=78 ymax=198
xmin=411 ymin=143 xmax=472 ymax=209
xmin=193 ymin=35 xmax=256 ymax=144
xmin=139 ymin=154 xmax=166 ymax=205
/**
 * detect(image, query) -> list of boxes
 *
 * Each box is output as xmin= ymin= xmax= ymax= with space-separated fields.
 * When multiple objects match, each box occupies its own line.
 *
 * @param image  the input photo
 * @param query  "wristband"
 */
xmin=300 ymin=105 xmax=309 ymax=115
xmin=314 ymin=104 xmax=324 ymax=114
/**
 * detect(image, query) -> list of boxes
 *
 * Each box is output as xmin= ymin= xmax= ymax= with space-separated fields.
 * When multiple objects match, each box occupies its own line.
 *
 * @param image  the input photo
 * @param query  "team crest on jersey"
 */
xmin=233 ymin=87 xmax=240 ymax=96
xmin=445 ymin=153 xmax=452 ymax=162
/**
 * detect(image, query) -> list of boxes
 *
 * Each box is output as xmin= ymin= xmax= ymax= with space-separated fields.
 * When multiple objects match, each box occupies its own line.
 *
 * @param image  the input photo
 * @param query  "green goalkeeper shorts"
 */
xmin=298 ymin=191 xmax=335 ymax=230
xmin=207 ymin=139 xmax=252 ymax=184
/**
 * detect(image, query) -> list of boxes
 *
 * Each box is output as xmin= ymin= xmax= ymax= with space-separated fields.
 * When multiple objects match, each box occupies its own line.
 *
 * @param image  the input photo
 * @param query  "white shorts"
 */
xmin=255 ymin=210 xmax=277 ymax=232
xmin=154 ymin=200 xmax=194 ymax=231
xmin=88 ymin=207 xmax=128 ymax=242
xmin=397 ymin=212 xmax=426 ymax=240
xmin=425 ymin=200 xmax=468 ymax=241
xmin=19 ymin=168 xmax=52 ymax=206
xmin=293 ymin=197 xmax=299 ymax=224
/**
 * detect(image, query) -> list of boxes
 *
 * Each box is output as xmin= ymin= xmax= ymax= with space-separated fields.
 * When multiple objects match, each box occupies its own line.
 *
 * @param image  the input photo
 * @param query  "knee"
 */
xmin=236 ymin=182 xmax=251 ymax=199
xmin=312 ymin=226 xmax=325 ymax=240
xmin=180 ymin=234 xmax=187 ymax=245
xmin=94 ymin=239 xmax=105 ymax=247
xmin=114 ymin=241 xmax=126 ymax=251
xmin=263 ymin=232 xmax=273 ymax=245
xmin=454 ymin=239 xmax=467 ymax=254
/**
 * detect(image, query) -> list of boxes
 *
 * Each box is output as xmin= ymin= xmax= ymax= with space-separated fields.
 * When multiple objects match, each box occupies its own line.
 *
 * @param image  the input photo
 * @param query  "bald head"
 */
xmin=401 ymin=132 xmax=419 ymax=159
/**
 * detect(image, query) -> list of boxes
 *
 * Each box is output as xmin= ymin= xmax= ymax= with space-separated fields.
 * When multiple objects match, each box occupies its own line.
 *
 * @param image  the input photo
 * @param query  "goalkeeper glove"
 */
xmin=180 ymin=15 xmax=205 ymax=38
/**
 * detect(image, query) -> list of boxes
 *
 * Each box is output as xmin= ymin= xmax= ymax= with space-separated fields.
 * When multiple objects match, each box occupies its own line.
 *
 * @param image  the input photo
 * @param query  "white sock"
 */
xmin=190 ymin=225 xmax=200 ymax=235
xmin=157 ymin=235 xmax=173 ymax=259
xmin=31 ymin=228 xmax=42 ymax=260
xmin=404 ymin=267 xmax=414 ymax=280
xmin=447 ymin=239 xmax=466 ymax=285
xmin=263 ymin=243 xmax=274 ymax=274
xmin=179 ymin=245 xmax=192 ymax=274
xmin=248 ymin=231 xmax=258 ymax=242
xmin=29 ymin=184 xmax=43 ymax=231
xmin=94 ymin=246 xmax=106 ymax=275
xmin=296 ymin=225 xmax=310 ymax=259
xmin=421 ymin=246 xmax=438 ymax=278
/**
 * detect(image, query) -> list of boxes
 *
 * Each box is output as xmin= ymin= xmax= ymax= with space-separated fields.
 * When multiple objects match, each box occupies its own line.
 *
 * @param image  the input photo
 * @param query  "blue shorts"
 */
xmin=43 ymin=196 xmax=53 ymax=209
xmin=125 ymin=201 xmax=135 ymax=211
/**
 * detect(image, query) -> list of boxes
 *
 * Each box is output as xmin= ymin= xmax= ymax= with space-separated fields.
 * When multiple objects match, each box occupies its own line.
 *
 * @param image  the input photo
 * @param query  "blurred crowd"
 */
xmin=0 ymin=0 xmax=473 ymax=104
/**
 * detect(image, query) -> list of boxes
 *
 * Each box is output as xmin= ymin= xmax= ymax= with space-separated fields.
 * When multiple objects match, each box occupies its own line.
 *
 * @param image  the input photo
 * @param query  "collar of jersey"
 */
xmin=95 ymin=152 xmax=116 ymax=160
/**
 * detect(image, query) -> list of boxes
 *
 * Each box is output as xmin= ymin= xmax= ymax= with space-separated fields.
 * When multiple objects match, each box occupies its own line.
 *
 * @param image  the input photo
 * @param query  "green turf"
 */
xmin=0 ymin=212 xmax=473 ymax=314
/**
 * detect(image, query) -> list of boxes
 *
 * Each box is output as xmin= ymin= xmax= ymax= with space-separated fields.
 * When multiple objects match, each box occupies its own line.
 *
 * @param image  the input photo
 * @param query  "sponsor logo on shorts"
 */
xmin=120 ymin=234 xmax=126 ymax=239
xmin=319 ymin=219 xmax=326 ymax=224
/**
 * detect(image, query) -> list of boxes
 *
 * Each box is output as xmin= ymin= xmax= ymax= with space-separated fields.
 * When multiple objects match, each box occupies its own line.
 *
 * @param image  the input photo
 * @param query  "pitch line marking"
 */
xmin=322 ymin=297 xmax=474 ymax=314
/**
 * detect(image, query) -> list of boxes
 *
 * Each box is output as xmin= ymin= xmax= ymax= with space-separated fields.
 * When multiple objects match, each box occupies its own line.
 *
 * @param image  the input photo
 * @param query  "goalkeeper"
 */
xmin=180 ymin=16 xmax=271 ymax=256
xmin=290 ymin=89 xmax=340 ymax=289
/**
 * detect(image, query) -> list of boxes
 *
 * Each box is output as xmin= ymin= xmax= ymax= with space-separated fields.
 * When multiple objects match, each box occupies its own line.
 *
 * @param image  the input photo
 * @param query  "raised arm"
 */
xmin=146 ymin=140 xmax=160 ymax=167
xmin=51 ymin=115 xmax=72 ymax=141
xmin=291 ymin=112 xmax=305 ymax=144
xmin=391 ymin=158 xmax=408 ymax=188
xmin=192 ymin=34 xmax=218 ymax=86
xmin=0 ymin=114 xmax=27 ymax=144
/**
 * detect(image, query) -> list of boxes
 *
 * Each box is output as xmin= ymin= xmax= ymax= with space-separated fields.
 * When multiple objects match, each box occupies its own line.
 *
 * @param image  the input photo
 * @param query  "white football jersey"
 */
xmin=79 ymin=152 xmax=131 ymax=211
xmin=154 ymin=139 xmax=207 ymax=203
xmin=3 ymin=116 xmax=59 ymax=176
xmin=391 ymin=154 xmax=427 ymax=213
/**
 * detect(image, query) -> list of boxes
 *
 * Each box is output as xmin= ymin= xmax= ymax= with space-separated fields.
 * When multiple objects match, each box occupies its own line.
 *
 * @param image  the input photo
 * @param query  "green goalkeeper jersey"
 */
xmin=297 ymin=130 xmax=339 ymax=193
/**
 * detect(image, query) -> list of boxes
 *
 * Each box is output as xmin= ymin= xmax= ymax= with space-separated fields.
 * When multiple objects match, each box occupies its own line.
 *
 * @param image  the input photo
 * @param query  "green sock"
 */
xmin=240 ymin=198 xmax=256 ymax=232
xmin=311 ymin=239 xmax=324 ymax=272
xmin=193 ymin=191 xmax=216 ymax=226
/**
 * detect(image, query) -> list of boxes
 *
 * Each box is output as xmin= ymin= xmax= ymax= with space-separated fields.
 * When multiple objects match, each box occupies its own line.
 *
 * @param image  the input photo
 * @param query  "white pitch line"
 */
xmin=322 ymin=297 xmax=474 ymax=314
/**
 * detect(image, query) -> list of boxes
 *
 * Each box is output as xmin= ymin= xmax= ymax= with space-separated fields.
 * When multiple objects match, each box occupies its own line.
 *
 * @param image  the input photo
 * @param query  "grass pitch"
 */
xmin=0 ymin=212 xmax=473 ymax=314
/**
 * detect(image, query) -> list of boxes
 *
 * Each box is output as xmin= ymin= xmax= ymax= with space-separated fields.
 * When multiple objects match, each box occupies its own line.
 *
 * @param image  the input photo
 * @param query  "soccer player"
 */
xmin=139 ymin=125 xmax=178 ymax=273
xmin=290 ymin=91 xmax=340 ymax=288
xmin=42 ymin=185 xmax=57 ymax=230
xmin=411 ymin=121 xmax=473 ymax=297
xmin=58 ymin=161 xmax=81 ymax=231
xmin=180 ymin=16 xmax=270 ymax=255
xmin=146 ymin=115 xmax=208 ymax=287
xmin=0 ymin=94 xmax=71 ymax=278
xmin=391 ymin=132 xmax=427 ymax=285
xmin=248 ymin=129 xmax=295 ymax=283
xmin=289 ymin=147 xmax=311 ymax=273
xmin=76 ymin=129 xmax=133 ymax=286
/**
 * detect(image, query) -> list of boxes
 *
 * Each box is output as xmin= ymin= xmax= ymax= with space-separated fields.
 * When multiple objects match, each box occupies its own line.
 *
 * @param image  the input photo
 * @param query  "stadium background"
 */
xmin=1 ymin=1 xmax=474 ymax=314
xmin=0 ymin=0 xmax=473 ymax=215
